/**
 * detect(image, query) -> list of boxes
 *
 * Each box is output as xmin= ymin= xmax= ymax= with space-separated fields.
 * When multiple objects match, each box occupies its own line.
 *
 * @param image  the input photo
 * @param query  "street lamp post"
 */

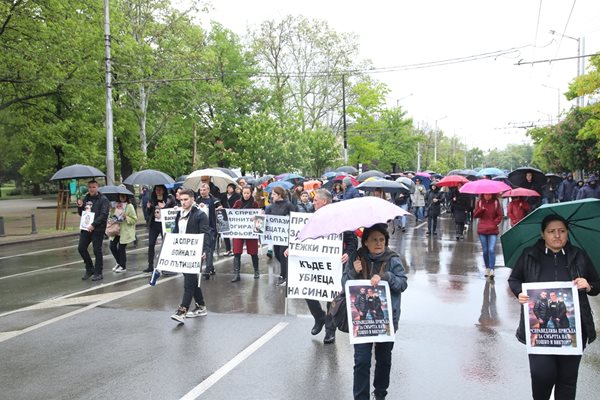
xmin=104 ymin=0 xmax=115 ymax=185
xmin=549 ymin=30 xmax=584 ymax=107
xmin=434 ymin=115 xmax=447 ymax=164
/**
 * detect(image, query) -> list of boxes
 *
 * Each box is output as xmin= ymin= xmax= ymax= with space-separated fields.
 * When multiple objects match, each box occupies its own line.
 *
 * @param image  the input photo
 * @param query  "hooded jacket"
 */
xmin=508 ymin=239 xmax=600 ymax=345
xmin=576 ymin=176 xmax=600 ymax=200
xmin=473 ymin=196 xmax=503 ymax=235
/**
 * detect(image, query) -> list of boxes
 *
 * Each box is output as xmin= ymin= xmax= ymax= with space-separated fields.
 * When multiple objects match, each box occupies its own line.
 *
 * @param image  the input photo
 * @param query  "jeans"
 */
xmin=353 ymin=342 xmax=394 ymax=400
xmin=394 ymin=204 xmax=408 ymax=228
xmin=78 ymin=229 xmax=105 ymax=274
xmin=181 ymin=273 xmax=205 ymax=309
xmin=478 ymin=234 xmax=497 ymax=269
xmin=273 ymin=245 xmax=288 ymax=279
xmin=414 ymin=206 xmax=424 ymax=221
xmin=147 ymin=223 xmax=163 ymax=269
xmin=528 ymin=354 xmax=582 ymax=400
xmin=109 ymin=237 xmax=128 ymax=268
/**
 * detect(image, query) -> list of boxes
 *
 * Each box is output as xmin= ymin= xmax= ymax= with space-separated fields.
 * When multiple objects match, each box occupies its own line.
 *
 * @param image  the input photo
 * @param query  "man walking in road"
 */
xmin=77 ymin=180 xmax=110 ymax=281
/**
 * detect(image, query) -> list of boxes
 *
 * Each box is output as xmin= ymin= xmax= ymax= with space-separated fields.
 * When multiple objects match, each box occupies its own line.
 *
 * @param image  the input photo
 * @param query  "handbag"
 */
xmin=106 ymin=219 xmax=121 ymax=237
xmin=328 ymin=292 xmax=349 ymax=333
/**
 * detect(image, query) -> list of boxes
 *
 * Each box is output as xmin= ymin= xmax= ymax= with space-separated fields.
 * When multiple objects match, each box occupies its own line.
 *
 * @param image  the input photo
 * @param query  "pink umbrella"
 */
xmin=416 ymin=171 xmax=432 ymax=179
xmin=297 ymin=197 xmax=411 ymax=241
xmin=459 ymin=179 xmax=511 ymax=195
xmin=502 ymin=187 xmax=541 ymax=197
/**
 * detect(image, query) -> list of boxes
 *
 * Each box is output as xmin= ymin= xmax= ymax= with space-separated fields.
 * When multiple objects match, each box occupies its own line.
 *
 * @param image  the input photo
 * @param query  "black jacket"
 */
xmin=172 ymin=207 xmax=211 ymax=255
xmin=508 ymin=239 xmax=600 ymax=344
xmin=78 ymin=192 xmax=110 ymax=231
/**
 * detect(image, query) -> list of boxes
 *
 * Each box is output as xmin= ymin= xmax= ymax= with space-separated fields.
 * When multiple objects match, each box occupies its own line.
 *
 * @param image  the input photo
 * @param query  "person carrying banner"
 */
xmin=220 ymin=183 xmax=240 ymax=256
xmin=231 ymin=186 xmax=261 ymax=282
xmin=196 ymin=182 xmax=222 ymax=279
xmin=266 ymin=186 xmax=297 ymax=286
xmin=343 ymin=223 xmax=408 ymax=400
xmin=170 ymin=188 xmax=211 ymax=323
xmin=508 ymin=214 xmax=600 ymax=400
xmin=144 ymin=185 xmax=176 ymax=273
xmin=77 ymin=180 xmax=110 ymax=281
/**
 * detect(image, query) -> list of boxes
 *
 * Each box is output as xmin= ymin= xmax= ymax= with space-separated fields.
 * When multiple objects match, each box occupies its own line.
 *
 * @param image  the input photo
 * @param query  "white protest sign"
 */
xmin=221 ymin=209 xmax=261 ymax=239
xmin=261 ymin=215 xmax=289 ymax=246
xmin=286 ymin=212 xmax=343 ymax=302
xmin=160 ymin=208 xmax=179 ymax=235
xmin=79 ymin=211 xmax=95 ymax=230
xmin=156 ymin=233 xmax=204 ymax=274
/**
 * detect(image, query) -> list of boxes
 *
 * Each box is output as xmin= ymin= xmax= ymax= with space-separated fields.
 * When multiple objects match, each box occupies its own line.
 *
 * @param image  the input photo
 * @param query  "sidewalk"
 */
xmin=0 ymin=197 xmax=145 ymax=246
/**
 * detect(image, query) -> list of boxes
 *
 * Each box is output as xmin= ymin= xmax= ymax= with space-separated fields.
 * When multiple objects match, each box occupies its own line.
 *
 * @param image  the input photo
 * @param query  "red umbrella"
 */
xmin=436 ymin=175 xmax=469 ymax=187
xmin=459 ymin=179 xmax=511 ymax=195
xmin=502 ymin=188 xmax=541 ymax=198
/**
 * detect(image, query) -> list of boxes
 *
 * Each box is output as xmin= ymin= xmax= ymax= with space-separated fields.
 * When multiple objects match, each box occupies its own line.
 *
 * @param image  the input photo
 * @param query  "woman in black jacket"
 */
xmin=265 ymin=186 xmax=297 ymax=286
xmin=144 ymin=185 xmax=176 ymax=273
xmin=508 ymin=214 xmax=600 ymax=400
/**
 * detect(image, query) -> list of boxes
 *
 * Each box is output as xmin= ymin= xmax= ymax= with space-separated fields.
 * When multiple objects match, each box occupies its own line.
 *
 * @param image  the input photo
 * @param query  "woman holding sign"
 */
xmin=343 ymin=224 xmax=408 ymax=400
xmin=231 ymin=186 xmax=261 ymax=281
xmin=266 ymin=186 xmax=297 ymax=286
xmin=508 ymin=214 xmax=600 ymax=400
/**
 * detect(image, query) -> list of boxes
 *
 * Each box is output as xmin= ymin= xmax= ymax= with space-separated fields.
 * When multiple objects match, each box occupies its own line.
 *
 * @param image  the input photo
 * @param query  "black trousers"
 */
xmin=109 ymin=237 xmax=128 ymax=268
xmin=305 ymin=299 xmax=334 ymax=331
xmin=528 ymin=353 xmax=582 ymax=400
xmin=147 ymin=223 xmax=162 ymax=269
xmin=273 ymin=245 xmax=288 ymax=279
xmin=181 ymin=273 xmax=205 ymax=309
xmin=78 ymin=229 xmax=105 ymax=274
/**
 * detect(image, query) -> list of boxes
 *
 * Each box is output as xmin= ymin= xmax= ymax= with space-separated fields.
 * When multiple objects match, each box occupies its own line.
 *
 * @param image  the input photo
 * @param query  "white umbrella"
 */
xmin=184 ymin=168 xmax=239 ymax=192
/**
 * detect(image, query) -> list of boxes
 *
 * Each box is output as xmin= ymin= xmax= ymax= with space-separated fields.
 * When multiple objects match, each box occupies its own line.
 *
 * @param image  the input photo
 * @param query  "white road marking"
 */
xmin=179 ymin=322 xmax=289 ymax=400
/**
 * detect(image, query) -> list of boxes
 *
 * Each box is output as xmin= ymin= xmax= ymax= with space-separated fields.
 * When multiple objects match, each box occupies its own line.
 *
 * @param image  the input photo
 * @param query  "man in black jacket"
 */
xmin=77 ymin=180 xmax=110 ymax=281
xmin=533 ymin=291 xmax=550 ymax=328
xmin=170 ymin=188 xmax=211 ymax=323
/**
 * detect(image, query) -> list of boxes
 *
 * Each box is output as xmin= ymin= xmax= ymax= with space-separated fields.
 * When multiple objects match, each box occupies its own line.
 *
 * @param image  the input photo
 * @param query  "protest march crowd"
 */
xmin=71 ymin=166 xmax=600 ymax=400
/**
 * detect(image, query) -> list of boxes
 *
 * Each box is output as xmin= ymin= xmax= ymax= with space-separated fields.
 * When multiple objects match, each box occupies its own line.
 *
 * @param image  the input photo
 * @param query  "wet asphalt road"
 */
xmin=1 ymin=215 xmax=600 ymax=399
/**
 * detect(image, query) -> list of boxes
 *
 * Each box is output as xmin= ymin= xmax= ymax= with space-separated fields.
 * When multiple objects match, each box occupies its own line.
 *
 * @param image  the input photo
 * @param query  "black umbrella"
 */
xmin=508 ymin=167 xmax=546 ymax=187
xmin=356 ymin=179 xmax=409 ymax=194
xmin=50 ymin=164 xmax=106 ymax=181
xmin=175 ymin=175 xmax=188 ymax=182
xmin=238 ymin=175 xmax=257 ymax=186
xmin=98 ymin=185 xmax=134 ymax=201
xmin=545 ymin=173 xmax=563 ymax=187
xmin=357 ymin=170 xmax=386 ymax=182
xmin=335 ymin=165 xmax=358 ymax=175
xmin=450 ymin=169 xmax=478 ymax=181
xmin=492 ymin=175 xmax=516 ymax=188
xmin=214 ymin=167 xmax=238 ymax=178
xmin=123 ymin=169 xmax=174 ymax=186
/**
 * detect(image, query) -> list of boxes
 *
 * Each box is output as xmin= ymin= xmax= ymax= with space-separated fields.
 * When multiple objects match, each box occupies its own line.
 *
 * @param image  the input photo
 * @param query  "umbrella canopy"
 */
xmin=256 ymin=175 xmax=275 ymax=186
xmin=435 ymin=175 xmax=469 ymax=187
xmin=476 ymin=167 xmax=505 ymax=177
xmin=491 ymin=175 xmax=515 ymax=188
xmin=500 ymin=199 xmax=600 ymax=273
xmin=356 ymin=179 xmax=409 ymax=193
xmin=98 ymin=185 xmax=134 ymax=201
xmin=508 ymin=167 xmax=546 ymax=187
xmin=357 ymin=170 xmax=386 ymax=182
xmin=50 ymin=164 xmax=106 ymax=181
xmin=123 ymin=169 xmax=174 ymax=186
xmin=545 ymin=173 xmax=563 ymax=187
xmin=303 ymin=180 xmax=322 ymax=191
xmin=335 ymin=166 xmax=358 ymax=175
xmin=238 ymin=175 xmax=257 ymax=186
xmin=415 ymin=171 xmax=432 ymax=179
xmin=322 ymin=171 xmax=345 ymax=180
xmin=297 ymin=197 xmax=411 ymax=240
xmin=502 ymin=188 xmax=541 ymax=198
xmin=264 ymin=180 xmax=293 ymax=193
xmin=395 ymin=177 xmax=415 ymax=193
xmin=175 ymin=175 xmax=188 ymax=182
xmin=459 ymin=179 xmax=512 ymax=195
xmin=279 ymin=173 xmax=305 ymax=184
xmin=184 ymin=168 xmax=238 ymax=192
xmin=448 ymin=169 xmax=478 ymax=180
xmin=413 ymin=175 xmax=431 ymax=190
xmin=322 ymin=175 xmax=359 ymax=190
xmin=213 ymin=167 xmax=238 ymax=178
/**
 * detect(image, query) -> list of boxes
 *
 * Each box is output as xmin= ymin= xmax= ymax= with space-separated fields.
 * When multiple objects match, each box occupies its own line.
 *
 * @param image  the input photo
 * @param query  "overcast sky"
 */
xmin=202 ymin=0 xmax=599 ymax=151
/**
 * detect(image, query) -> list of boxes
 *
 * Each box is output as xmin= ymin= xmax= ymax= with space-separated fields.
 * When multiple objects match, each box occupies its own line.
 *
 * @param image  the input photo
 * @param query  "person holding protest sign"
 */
xmin=77 ymin=180 xmax=110 ymax=281
xmin=144 ymin=185 xmax=176 ymax=273
xmin=231 ymin=186 xmax=261 ymax=282
xmin=108 ymin=193 xmax=137 ymax=273
xmin=196 ymin=183 xmax=222 ymax=279
xmin=508 ymin=214 xmax=600 ymax=400
xmin=221 ymin=183 xmax=240 ymax=257
xmin=266 ymin=186 xmax=297 ymax=286
xmin=170 ymin=188 xmax=211 ymax=323
xmin=343 ymin=224 xmax=408 ymax=400
xmin=302 ymin=189 xmax=357 ymax=344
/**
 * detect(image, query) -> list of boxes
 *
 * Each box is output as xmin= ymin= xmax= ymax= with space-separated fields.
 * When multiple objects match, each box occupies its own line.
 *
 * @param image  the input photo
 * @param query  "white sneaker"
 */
xmin=112 ymin=264 xmax=120 ymax=272
xmin=171 ymin=307 xmax=187 ymax=323
xmin=186 ymin=303 xmax=207 ymax=318
xmin=484 ymin=268 xmax=491 ymax=277
xmin=489 ymin=269 xmax=495 ymax=277
xmin=114 ymin=265 xmax=126 ymax=273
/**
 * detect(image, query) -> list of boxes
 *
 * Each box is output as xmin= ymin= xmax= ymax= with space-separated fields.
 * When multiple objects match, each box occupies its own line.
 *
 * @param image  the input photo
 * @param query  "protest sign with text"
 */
xmin=260 ymin=215 xmax=289 ymax=246
xmin=160 ymin=208 xmax=179 ymax=235
xmin=156 ymin=233 xmax=205 ymax=274
xmin=522 ymin=281 xmax=582 ymax=355
xmin=287 ymin=212 xmax=342 ymax=257
xmin=221 ymin=209 xmax=261 ymax=239
xmin=345 ymin=280 xmax=395 ymax=344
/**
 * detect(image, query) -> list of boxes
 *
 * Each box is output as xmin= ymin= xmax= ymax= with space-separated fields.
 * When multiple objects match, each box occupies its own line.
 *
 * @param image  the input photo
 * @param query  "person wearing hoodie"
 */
xmin=576 ymin=176 xmax=600 ymax=200
xmin=474 ymin=193 xmax=503 ymax=278
xmin=425 ymin=182 xmax=444 ymax=236
xmin=557 ymin=173 xmax=577 ymax=202
xmin=507 ymin=196 xmax=530 ymax=227
xmin=571 ymin=179 xmax=585 ymax=201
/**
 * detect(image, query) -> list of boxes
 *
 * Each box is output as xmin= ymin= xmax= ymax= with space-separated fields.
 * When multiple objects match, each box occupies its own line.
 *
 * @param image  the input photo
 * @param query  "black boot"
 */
xmin=231 ymin=255 xmax=241 ymax=282
xmin=251 ymin=255 xmax=260 ymax=279
xmin=323 ymin=329 xmax=336 ymax=344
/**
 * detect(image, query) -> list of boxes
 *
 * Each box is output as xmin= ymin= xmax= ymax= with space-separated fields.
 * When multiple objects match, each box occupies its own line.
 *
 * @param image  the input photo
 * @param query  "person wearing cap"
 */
xmin=411 ymin=178 xmax=426 ymax=222
xmin=557 ymin=173 xmax=577 ymax=202
xmin=342 ymin=177 xmax=361 ymax=200
xmin=576 ymin=176 xmax=600 ymax=200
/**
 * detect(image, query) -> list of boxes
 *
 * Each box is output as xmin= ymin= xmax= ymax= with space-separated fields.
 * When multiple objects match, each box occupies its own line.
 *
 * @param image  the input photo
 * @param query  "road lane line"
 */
xmin=179 ymin=322 xmax=289 ymax=400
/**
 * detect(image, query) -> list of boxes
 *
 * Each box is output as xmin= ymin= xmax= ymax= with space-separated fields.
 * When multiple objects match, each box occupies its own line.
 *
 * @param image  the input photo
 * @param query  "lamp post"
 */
xmin=549 ymin=30 xmax=584 ymax=107
xmin=434 ymin=115 xmax=447 ymax=164
xmin=104 ymin=0 xmax=115 ymax=185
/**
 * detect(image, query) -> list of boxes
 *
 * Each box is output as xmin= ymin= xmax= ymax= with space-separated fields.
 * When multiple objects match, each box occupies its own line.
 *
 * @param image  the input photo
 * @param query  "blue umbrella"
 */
xmin=265 ymin=180 xmax=293 ymax=193
xmin=322 ymin=171 xmax=345 ymax=180
xmin=477 ymin=167 xmax=505 ymax=177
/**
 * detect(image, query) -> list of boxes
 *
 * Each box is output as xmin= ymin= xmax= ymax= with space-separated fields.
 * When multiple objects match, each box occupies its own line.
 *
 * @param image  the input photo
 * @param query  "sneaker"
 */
xmin=484 ymin=268 xmax=491 ymax=277
xmin=112 ymin=264 xmax=120 ymax=272
xmin=275 ymin=276 xmax=287 ymax=286
xmin=186 ymin=303 xmax=207 ymax=318
xmin=91 ymin=274 xmax=103 ymax=281
xmin=267 ymin=250 xmax=273 ymax=259
xmin=171 ymin=307 xmax=187 ymax=323
xmin=81 ymin=271 xmax=94 ymax=280
xmin=425 ymin=231 xmax=431 ymax=235
xmin=489 ymin=269 xmax=495 ymax=278
xmin=114 ymin=266 xmax=126 ymax=273
xmin=402 ymin=227 xmax=406 ymax=233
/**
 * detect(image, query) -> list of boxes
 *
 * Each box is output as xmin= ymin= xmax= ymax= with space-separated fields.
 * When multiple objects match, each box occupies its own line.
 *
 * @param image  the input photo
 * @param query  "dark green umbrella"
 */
xmin=500 ymin=199 xmax=600 ymax=273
